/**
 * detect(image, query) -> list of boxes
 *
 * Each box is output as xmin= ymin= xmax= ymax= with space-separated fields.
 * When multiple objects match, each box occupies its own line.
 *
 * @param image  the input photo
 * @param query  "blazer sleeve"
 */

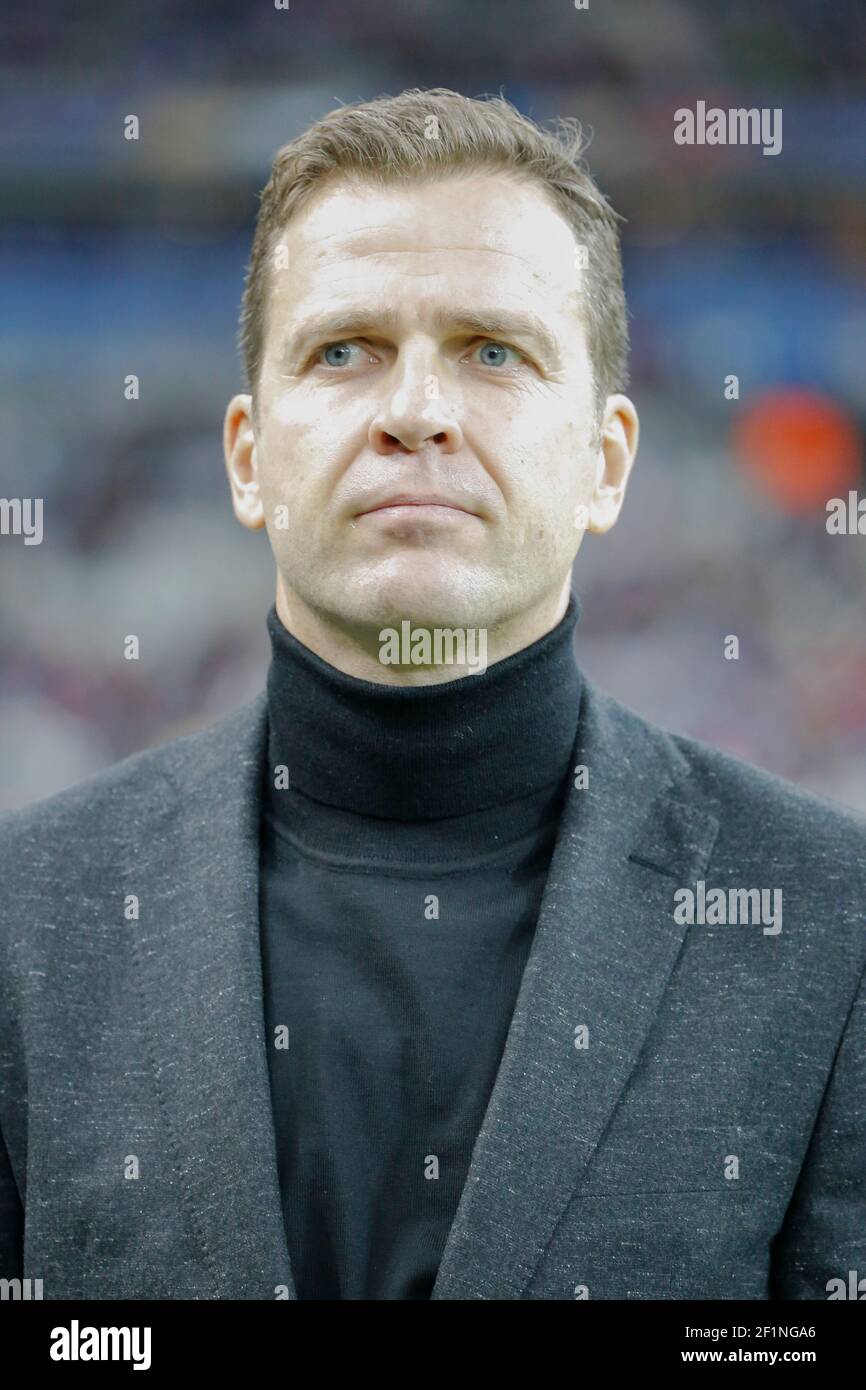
xmin=769 ymin=957 xmax=866 ymax=1298
xmin=0 ymin=1119 xmax=23 ymax=1280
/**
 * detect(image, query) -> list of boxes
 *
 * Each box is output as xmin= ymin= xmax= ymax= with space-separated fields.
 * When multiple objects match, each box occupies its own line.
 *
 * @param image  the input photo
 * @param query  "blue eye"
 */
xmin=313 ymin=338 xmax=526 ymax=370
xmin=473 ymin=340 xmax=524 ymax=368
xmin=320 ymin=341 xmax=361 ymax=367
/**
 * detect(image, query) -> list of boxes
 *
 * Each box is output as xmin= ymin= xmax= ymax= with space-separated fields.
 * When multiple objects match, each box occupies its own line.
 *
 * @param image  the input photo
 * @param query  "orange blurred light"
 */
xmin=732 ymin=389 xmax=861 ymax=513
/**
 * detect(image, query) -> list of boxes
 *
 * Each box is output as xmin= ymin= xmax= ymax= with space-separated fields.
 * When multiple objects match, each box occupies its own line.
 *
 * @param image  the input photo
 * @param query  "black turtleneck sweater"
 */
xmin=258 ymin=595 xmax=582 ymax=1300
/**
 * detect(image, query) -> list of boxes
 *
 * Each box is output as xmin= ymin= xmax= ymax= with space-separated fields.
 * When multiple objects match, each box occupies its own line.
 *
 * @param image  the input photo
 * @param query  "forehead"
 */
xmin=270 ymin=172 xmax=582 ymax=311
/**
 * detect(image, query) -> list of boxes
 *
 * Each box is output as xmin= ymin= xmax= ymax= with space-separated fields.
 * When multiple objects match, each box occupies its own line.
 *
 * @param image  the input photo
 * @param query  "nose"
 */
xmin=368 ymin=356 xmax=464 ymax=456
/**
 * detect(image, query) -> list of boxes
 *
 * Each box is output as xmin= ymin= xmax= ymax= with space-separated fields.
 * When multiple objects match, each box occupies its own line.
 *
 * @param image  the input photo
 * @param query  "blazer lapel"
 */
xmin=430 ymin=678 xmax=720 ymax=1299
xmin=130 ymin=691 xmax=296 ymax=1299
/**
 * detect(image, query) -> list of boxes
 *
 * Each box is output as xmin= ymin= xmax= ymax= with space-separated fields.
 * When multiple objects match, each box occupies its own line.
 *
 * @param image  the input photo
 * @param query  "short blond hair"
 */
xmin=239 ymin=87 xmax=629 ymax=429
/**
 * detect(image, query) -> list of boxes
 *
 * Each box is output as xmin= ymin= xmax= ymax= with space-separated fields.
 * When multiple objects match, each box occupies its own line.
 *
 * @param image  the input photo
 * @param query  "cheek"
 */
xmin=255 ymin=445 xmax=309 ymax=545
xmin=264 ymin=384 xmax=350 ymax=478
xmin=262 ymin=391 xmax=366 ymax=495
xmin=533 ymin=435 xmax=596 ymax=547
xmin=270 ymin=387 xmax=326 ymax=433
xmin=256 ymin=416 xmax=321 ymax=503
xmin=264 ymin=394 xmax=321 ymax=465
xmin=493 ymin=440 xmax=580 ymax=533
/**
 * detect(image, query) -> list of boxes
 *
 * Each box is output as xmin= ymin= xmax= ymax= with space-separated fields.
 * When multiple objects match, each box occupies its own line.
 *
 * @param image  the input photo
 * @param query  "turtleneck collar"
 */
xmin=264 ymin=593 xmax=583 ymax=822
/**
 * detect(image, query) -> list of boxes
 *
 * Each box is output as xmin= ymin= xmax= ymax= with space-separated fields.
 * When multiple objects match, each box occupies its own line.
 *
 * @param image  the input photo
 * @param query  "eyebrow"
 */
xmin=278 ymin=305 xmax=563 ymax=370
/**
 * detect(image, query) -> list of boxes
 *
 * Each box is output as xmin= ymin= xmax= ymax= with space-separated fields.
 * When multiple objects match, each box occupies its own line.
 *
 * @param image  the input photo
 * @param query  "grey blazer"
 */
xmin=1 ymin=678 xmax=864 ymax=1300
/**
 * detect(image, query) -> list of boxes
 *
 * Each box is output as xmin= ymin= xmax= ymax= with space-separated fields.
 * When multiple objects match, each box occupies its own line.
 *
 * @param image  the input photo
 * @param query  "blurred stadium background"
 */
xmin=1 ymin=0 xmax=864 ymax=811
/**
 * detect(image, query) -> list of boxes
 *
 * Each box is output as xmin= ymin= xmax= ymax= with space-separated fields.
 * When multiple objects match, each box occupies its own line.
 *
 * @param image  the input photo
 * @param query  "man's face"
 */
xmin=229 ymin=171 xmax=635 ymax=635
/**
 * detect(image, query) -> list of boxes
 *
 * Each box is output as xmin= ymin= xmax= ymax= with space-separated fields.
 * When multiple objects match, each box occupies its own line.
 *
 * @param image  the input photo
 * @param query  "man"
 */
xmin=1 ymin=87 xmax=864 ymax=1302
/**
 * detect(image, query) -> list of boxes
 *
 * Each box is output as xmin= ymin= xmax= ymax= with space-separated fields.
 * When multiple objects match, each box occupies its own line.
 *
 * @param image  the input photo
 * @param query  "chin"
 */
xmin=341 ymin=565 xmax=487 ymax=633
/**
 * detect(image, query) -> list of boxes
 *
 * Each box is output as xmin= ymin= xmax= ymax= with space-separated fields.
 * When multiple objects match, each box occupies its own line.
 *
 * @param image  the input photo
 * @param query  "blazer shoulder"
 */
xmin=0 ymin=690 xmax=267 ymax=854
xmin=586 ymin=680 xmax=866 ymax=850
xmin=669 ymin=723 xmax=865 ymax=838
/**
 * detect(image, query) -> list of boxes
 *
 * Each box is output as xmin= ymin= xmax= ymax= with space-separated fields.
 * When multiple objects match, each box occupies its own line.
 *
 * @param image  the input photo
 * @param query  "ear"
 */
xmin=223 ymin=394 xmax=265 ymax=530
xmin=586 ymin=394 xmax=639 ymax=534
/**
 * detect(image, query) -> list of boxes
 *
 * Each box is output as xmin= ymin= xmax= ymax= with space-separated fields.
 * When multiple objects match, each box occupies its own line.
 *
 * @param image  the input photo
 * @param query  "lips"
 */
xmin=358 ymin=494 xmax=476 ymax=516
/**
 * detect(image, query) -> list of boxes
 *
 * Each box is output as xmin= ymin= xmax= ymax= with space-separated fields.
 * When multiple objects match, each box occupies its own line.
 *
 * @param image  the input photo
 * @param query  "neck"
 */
xmin=264 ymin=587 xmax=584 ymax=821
